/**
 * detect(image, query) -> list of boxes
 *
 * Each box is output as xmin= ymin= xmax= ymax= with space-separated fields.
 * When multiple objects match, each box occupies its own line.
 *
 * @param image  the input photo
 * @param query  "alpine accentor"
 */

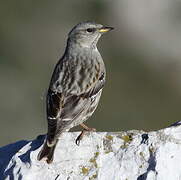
xmin=38 ymin=21 xmax=113 ymax=163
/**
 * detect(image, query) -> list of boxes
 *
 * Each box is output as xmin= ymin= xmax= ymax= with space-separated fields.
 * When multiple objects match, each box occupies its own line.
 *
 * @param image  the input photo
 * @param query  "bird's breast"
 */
xmin=52 ymin=49 xmax=105 ymax=95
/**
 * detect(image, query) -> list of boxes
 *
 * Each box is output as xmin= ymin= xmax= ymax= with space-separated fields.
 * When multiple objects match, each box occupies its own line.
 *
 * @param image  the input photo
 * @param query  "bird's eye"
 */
xmin=86 ymin=28 xmax=95 ymax=33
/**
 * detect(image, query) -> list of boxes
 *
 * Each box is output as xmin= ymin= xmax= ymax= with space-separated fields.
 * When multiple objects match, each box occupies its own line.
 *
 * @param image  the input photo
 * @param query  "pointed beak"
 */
xmin=99 ymin=26 xmax=114 ymax=33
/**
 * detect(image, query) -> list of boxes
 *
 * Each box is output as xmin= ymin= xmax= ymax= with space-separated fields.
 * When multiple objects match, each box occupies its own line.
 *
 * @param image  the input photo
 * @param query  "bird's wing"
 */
xmin=47 ymin=73 xmax=105 ymax=122
xmin=61 ymin=74 xmax=105 ymax=121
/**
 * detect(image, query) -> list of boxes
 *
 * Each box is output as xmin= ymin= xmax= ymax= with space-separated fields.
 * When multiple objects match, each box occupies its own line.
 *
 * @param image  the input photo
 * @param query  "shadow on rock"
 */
xmin=0 ymin=135 xmax=45 ymax=180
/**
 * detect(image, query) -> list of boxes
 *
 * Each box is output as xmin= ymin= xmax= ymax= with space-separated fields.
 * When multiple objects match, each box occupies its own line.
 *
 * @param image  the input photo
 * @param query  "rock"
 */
xmin=1 ymin=122 xmax=181 ymax=180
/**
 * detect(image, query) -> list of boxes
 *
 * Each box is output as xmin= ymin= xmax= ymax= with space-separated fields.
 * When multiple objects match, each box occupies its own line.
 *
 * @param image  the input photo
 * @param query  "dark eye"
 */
xmin=86 ymin=28 xmax=95 ymax=33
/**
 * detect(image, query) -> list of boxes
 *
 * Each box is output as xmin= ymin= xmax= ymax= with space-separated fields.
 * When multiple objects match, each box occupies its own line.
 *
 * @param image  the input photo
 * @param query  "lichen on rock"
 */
xmin=1 ymin=122 xmax=181 ymax=180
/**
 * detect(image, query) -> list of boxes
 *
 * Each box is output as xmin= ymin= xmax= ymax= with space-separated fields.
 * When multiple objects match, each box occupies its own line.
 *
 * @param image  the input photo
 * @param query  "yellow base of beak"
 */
xmin=99 ymin=27 xmax=114 ymax=33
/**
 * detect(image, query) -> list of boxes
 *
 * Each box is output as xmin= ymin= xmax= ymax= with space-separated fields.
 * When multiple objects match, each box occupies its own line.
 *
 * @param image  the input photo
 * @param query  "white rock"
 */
xmin=1 ymin=122 xmax=181 ymax=180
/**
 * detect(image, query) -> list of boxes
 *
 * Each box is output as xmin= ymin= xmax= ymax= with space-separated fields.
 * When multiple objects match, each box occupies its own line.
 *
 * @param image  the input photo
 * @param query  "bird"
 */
xmin=37 ymin=21 xmax=114 ymax=163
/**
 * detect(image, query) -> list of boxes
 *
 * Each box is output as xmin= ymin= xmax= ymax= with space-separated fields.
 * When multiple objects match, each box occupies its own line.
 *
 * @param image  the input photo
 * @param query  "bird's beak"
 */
xmin=99 ymin=26 xmax=114 ymax=33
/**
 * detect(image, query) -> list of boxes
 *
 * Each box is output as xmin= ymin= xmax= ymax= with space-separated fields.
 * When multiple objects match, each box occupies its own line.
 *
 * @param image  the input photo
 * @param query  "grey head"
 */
xmin=67 ymin=21 xmax=114 ymax=49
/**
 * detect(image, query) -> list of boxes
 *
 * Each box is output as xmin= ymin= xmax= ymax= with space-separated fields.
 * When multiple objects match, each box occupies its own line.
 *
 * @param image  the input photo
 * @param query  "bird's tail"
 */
xmin=37 ymin=140 xmax=57 ymax=164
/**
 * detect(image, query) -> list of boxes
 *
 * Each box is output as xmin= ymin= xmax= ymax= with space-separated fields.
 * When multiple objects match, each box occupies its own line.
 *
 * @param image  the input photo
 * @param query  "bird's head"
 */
xmin=67 ymin=21 xmax=114 ymax=49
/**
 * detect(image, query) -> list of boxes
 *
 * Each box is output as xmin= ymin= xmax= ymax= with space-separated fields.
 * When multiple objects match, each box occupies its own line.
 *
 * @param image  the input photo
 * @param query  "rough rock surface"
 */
xmin=1 ymin=122 xmax=181 ymax=180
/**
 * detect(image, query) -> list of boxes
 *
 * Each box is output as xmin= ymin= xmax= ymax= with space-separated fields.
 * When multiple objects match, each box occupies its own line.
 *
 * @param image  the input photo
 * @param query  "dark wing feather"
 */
xmin=46 ymin=90 xmax=63 ymax=119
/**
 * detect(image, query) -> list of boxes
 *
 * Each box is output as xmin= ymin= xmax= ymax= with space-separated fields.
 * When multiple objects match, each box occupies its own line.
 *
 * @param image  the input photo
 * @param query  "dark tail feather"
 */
xmin=37 ymin=141 xmax=57 ymax=164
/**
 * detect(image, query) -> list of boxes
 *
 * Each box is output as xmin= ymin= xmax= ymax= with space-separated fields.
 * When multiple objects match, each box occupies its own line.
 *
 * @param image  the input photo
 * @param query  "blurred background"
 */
xmin=1 ymin=0 xmax=181 ymax=146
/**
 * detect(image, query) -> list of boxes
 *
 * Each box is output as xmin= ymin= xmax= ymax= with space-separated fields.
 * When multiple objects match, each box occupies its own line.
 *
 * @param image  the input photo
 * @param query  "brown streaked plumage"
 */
xmin=37 ymin=21 xmax=113 ymax=163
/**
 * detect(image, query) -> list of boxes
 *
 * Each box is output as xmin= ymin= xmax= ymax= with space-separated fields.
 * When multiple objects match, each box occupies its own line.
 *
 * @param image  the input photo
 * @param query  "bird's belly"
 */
xmin=68 ymin=90 xmax=102 ymax=128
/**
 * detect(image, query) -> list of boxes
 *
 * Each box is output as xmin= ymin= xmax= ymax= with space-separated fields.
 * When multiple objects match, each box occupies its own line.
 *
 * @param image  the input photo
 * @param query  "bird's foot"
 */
xmin=75 ymin=123 xmax=96 ymax=145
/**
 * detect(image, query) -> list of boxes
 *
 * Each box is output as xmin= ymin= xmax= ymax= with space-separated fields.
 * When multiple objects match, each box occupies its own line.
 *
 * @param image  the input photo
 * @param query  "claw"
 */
xmin=75 ymin=123 xmax=96 ymax=145
xmin=75 ymin=130 xmax=86 ymax=146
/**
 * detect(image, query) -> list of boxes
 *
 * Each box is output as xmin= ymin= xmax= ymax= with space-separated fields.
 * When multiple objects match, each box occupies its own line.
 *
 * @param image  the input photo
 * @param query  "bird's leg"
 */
xmin=75 ymin=123 xmax=96 ymax=145
xmin=80 ymin=123 xmax=96 ymax=131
